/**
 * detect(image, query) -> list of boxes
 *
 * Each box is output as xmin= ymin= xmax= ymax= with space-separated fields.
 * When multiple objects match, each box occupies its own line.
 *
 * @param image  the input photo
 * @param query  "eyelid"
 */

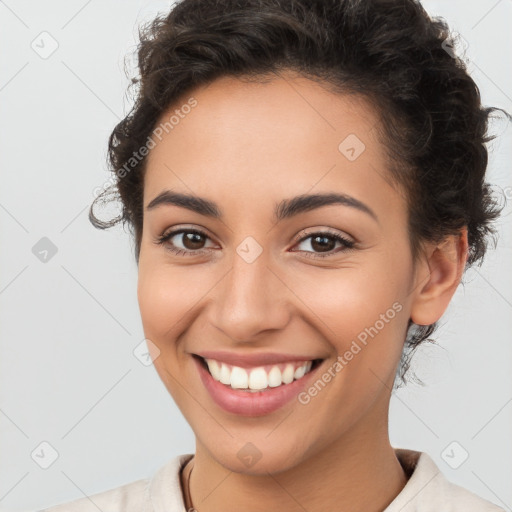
xmin=154 ymin=225 xmax=356 ymax=258
xmin=153 ymin=226 xmax=220 ymax=256
xmin=159 ymin=224 xmax=217 ymax=243
xmin=291 ymin=227 xmax=354 ymax=245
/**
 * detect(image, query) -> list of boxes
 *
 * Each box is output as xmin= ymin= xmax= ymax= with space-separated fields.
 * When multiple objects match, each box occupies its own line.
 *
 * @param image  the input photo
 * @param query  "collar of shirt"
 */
xmin=147 ymin=448 xmax=505 ymax=512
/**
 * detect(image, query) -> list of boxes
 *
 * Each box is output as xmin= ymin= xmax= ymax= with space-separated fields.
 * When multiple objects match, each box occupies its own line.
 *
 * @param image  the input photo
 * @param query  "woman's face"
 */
xmin=137 ymin=72 xmax=424 ymax=474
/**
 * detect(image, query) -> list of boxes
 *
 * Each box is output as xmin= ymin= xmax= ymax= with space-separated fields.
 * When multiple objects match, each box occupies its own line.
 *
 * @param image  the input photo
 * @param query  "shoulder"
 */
xmin=41 ymin=453 xmax=194 ymax=512
xmin=439 ymin=479 xmax=506 ymax=511
xmin=387 ymin=448 xmax=506 ymax=512
xmin=41 ymin=478 xmax=149 ymax=512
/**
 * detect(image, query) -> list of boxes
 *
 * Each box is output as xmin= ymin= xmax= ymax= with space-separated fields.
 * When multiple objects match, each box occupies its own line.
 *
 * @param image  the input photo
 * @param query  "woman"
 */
xmin=44 ymin=0 xmax=509 ymax=510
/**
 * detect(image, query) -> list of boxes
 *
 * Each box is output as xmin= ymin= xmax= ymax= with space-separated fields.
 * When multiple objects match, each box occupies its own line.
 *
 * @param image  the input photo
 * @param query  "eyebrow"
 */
xmin=146 ymin=190 xmax=379 ymax=224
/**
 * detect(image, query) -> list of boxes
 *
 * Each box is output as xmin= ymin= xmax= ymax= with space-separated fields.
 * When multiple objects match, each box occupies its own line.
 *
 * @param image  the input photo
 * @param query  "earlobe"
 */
xmin=410 ymin=228 xmax=469 ymax=326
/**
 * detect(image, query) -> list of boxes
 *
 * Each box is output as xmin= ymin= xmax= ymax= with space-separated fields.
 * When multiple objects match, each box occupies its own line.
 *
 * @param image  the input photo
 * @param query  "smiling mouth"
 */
xmin=193 ymin=354 xmax=324 ymax=392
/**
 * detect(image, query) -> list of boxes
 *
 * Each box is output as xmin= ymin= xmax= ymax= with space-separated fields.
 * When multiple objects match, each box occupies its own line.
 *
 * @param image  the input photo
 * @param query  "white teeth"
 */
xmin=219 ymin=363 xmax=231 ymax=385
xmin=294 ymin=365 xmax=305 ymax=379
xmin=230 ymin=366 xmax=248 ymax=389
xmin=207 ymin=359 xmax=221 ymax=381
xmin=204 ymin=358 xmax=316 ymax=391
xmin=248 ymin=367 xmax=268 ymax=390
xmin=282 ymin=363 xmax=295 ymax=384
xmin=268 ymin=366 xmax=282 ymax=387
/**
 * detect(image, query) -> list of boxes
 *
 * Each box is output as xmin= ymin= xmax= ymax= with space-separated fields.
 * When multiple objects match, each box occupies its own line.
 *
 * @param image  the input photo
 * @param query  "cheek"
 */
xmin=138 ymin=273 xmax=176 ymax=334
xmin=137 ymin=261 xmax=191 ymax=345
xmin=137 ymin=263 xmax=196 ymax=400
xmin=288 ymin=255 xmax=411 ymax=364
xmin=137 ymin=261 xmax=218 ymax=354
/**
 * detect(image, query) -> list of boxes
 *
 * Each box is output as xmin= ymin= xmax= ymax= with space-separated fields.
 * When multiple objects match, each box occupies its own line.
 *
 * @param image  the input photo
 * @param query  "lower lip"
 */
xmin=193 ymin=356 xmax=323 ymax=417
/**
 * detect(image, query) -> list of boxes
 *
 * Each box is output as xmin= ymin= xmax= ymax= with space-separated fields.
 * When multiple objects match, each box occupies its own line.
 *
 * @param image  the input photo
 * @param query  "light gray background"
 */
xmin=0 ymin=1 xmax=511 ymax=511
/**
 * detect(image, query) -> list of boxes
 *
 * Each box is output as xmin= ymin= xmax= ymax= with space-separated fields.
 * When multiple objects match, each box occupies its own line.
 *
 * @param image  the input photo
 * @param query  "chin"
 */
xmin=206 ymin=441 xmax=309 ymax=476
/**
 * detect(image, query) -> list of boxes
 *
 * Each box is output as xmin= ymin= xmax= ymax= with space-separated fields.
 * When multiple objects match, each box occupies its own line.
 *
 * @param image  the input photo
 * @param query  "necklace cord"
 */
xmin=183 ymin=457 xmax=194 ymax=511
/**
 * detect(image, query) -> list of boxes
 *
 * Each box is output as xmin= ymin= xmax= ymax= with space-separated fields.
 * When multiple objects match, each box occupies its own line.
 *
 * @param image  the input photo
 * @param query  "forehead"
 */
xmin=143 ymin=72 xmax=399 ymax=217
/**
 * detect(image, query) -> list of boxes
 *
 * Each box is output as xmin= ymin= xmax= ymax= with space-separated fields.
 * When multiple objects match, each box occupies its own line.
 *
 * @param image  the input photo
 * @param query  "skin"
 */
xmin=137 ymin=70 xmax=468 ymax=512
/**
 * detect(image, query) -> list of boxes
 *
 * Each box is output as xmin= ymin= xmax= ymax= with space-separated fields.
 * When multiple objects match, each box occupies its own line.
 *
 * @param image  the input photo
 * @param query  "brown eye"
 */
xmin=180 ymin=231 xmax=207 ymax=250
xmin=309 ymin=234 xmax=337 ymax=252
xmin=155 ymin=228 xmax=215 ymax=256
xmin=293 ymin=230 xmax=355 ymax=259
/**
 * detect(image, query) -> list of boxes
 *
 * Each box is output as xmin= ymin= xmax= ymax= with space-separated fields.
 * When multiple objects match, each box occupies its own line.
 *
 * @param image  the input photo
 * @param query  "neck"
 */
xmin=187 ymin=404 xmax=408 ymax=512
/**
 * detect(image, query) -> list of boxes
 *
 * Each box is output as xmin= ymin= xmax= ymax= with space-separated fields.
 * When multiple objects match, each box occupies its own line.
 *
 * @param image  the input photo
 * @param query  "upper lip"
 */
xmin=193 ymin=350 xmax=323 ymax=368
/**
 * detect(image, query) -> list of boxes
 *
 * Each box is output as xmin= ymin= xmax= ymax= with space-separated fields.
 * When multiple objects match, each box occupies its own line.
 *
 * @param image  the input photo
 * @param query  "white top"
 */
xmin=41 ymin=448 xmax=505 ymax=511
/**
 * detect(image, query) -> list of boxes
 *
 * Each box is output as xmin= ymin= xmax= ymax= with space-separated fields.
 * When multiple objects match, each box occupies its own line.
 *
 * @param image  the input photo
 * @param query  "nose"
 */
xmin=208 ymin=249 xmax=291 ymax=343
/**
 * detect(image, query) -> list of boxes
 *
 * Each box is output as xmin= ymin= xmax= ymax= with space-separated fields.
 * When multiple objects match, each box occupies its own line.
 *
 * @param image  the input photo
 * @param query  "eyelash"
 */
xmin=154 ymin=228 xmax=356 ymax=259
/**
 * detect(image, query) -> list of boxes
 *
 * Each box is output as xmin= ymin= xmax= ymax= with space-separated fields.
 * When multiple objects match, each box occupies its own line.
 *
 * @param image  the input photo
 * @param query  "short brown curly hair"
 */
xmin=90 ymin=0 xmax=510 ymax=388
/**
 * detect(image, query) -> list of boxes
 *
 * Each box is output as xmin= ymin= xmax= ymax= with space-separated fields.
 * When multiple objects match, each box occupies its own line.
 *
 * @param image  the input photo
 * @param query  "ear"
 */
xmin=410 ymin=227 xmax=469 ymax=326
